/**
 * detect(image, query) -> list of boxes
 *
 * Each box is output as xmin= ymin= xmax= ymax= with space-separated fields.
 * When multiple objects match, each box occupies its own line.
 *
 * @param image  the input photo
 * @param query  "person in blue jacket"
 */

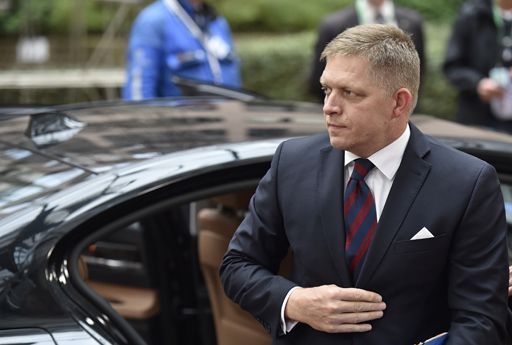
xmin=123 ymin=0 xmax=241 ymax=100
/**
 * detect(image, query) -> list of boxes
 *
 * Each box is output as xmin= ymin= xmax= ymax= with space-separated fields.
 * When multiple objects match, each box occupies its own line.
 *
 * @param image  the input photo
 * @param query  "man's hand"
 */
xmin=284 ymin=284 xmax=386 ymax=333
xmin=477 ymin=78 xmax=504 ymax=102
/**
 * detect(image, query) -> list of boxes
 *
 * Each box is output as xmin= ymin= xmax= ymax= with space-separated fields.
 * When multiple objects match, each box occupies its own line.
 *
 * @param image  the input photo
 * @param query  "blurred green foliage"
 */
xmin=212 ymin=0 xmax=348 ymax=32
xmin=0 ymin=0 xmax=143 ymax=35
xmin=236 ymin=32 xmax=316 ymax=101
xmin=215 ymin=0 xmax=466 ymax=32
xmin=394 ymin=0 xmax=465 ymax=22
xmin=420 ymin=21 xmax=457 ymax=119
xmin=0 ymin=0 xmax=465 ymax=35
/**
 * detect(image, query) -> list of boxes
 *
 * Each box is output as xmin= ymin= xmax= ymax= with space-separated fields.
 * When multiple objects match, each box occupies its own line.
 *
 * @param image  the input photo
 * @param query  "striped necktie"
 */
xmin=343 ymin=158 xmax=378 ymax=278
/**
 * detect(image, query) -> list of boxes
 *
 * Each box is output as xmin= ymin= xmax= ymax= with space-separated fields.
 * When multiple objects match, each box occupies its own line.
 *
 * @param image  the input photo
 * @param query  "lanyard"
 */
xmin=162 ymin=0 xmax=223 ymax=83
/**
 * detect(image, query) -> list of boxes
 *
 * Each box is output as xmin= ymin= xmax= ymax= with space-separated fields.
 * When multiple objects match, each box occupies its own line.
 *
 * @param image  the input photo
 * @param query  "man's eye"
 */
xmin=321 ymin=87 xmax=331 ymax=95
xmin=343 ymin=89 xmax=353 ymax=96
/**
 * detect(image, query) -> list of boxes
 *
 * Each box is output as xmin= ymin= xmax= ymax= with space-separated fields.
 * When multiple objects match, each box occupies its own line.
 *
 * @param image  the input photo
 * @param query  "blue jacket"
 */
xmin=123 ymin=0 xmax=241 ymax=100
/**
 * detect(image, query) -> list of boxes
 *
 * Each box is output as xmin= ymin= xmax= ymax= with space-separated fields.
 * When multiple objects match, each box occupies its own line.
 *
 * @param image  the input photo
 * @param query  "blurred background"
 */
xmin=0 ymin=0 xmax=464 ymax=119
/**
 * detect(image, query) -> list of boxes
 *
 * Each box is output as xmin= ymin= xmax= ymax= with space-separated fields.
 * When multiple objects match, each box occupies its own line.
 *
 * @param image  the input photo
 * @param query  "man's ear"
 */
xmin=392 ymin=88 xmax=413 ymax=118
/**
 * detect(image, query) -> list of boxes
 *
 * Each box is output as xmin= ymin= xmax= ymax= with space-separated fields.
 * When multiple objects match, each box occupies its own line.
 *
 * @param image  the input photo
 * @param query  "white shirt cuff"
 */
xmin=280 ymin=286 xmax=300 ymax=334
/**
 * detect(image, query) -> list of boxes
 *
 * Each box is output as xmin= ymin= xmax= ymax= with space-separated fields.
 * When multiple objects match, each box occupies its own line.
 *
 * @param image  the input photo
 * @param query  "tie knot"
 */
xmin=351 ymin=159 xmax=374 ymax=181
xmin=375 ymin=11 xmax=385 ymax=24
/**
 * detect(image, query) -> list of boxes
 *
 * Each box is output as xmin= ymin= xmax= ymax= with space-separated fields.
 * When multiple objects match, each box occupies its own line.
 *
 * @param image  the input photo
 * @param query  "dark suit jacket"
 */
xmin=308 ymin=6 xmax=425 ymax=102
xmin=220 ymin=124 xmax=509 ymax=345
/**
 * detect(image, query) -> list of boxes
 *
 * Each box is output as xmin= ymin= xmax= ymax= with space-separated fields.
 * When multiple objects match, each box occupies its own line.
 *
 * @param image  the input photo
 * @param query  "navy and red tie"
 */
xmin=343 ymin=158 xmax=378 ymax=278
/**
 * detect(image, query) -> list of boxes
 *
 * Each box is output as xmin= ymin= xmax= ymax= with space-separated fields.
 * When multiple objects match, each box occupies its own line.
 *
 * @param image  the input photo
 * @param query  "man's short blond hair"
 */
xmin=321 ymin=24 xmax=420 ymax=110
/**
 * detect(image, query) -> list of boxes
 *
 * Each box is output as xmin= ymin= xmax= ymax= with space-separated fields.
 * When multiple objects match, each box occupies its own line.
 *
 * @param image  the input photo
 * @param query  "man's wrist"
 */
xmin=280 ymin=286 xmax=301 ymax=334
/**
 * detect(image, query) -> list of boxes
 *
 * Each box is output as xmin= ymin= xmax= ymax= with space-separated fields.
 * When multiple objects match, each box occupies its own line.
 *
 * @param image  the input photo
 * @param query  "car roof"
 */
xmin=0 ymin=98 xmax=324 ymax=171
xmin=413 ymin=114 xmax=512 ymax=145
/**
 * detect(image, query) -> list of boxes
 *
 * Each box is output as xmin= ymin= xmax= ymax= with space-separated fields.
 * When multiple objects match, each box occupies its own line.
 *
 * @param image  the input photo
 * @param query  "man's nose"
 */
xmin=323 ymin=92 xmax=342 ymax=116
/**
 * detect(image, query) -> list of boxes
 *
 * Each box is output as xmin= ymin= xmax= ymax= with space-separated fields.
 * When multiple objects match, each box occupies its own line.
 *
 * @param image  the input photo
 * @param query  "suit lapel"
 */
xmin=317 ymin=142 xmax=353 ymax=285
xmin=356 ymin=124 xmax=432 ymax=287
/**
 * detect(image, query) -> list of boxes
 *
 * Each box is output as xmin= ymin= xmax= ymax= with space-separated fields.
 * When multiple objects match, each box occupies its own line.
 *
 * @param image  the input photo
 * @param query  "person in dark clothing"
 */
xmin=443 ymin=0 xmax=512 ymax=133
xmin=308 ymin=0 xmax=425 ymax=104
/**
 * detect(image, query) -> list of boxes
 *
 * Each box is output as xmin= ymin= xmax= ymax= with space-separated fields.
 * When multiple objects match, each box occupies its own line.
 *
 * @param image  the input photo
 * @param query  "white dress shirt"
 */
xmin=356 ymin=0 xmax=397 ymax=26
xmin=280 ymin=125 xmax=411 ymax=334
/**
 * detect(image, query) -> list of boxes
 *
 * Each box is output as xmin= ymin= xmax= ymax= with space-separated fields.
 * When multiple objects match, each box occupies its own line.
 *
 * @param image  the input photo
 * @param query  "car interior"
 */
xmin=67 ymin=161 xmax=273 ymax=345
xmin=75 ymin=201 xmax=218 ymax=345
xmin=196 ymin=188 xmax=271 ymax=345
xmin=68 ymin=162 xmax=512 ymax=345
xmin=78 ymin=187 xmax=274 ymax=345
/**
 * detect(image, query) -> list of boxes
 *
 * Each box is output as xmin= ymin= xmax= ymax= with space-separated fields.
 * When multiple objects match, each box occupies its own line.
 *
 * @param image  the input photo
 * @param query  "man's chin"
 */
xmin=329 ymin=137 xmax=349 ymax=150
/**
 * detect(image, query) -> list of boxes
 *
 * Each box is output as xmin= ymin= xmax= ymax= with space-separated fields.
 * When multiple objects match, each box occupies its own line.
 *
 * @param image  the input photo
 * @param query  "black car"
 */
xmin=0 ymin=97 xmax=510 ymax=345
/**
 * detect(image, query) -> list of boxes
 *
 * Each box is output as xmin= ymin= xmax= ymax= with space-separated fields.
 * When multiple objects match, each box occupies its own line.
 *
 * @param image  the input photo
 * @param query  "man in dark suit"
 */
xmin=220 ymin=24 xmax=510 ymax=344
xmin=309 ymin=0 xmax=425 ymax=103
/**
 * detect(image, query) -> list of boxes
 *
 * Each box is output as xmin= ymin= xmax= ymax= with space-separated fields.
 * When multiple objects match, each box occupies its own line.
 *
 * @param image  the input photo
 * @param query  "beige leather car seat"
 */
xmin=198 ymin=189 xmax=292 ymax=345
xmin=78 ymin=254 xmax=160 ymax=320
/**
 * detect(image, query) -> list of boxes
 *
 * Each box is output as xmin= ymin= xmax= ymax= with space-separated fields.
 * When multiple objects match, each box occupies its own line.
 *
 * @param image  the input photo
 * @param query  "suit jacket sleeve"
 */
xmin=220 ymin=141 xmax=297 ymax=338
xmin=442 ymin=4 xmax=489 ymax=94
xmin=447 ymin=163 xmax=509 ymax=344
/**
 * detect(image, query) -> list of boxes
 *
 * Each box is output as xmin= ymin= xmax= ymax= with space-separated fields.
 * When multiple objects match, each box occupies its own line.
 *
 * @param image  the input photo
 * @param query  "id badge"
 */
xmin=490 ymin=66 xmax=510 ymax=87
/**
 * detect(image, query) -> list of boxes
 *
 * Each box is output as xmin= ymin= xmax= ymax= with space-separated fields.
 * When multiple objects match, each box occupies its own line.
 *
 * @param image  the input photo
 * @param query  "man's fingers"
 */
xmin=336 ymin=287 xmax=383 ymax=302
xmin=320 ymin=310 xmax=384 ymax=333
xmin=337 ymin=310 xmax=385 ymax=324
xmin=337 ymin=301 xmax=387 ymax=313
xmin=323 ymin=323 xmax=373 ymax=333
xmin=287 ymin=285 xmax=387 ymax=334
xmin=336 ymin=323 xmax=373 ymax=333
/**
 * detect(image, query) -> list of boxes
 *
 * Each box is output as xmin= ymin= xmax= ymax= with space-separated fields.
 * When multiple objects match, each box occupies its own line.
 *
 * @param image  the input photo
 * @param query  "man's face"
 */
xmin=499 ymin=0 xmax=512 ymax=9
xmin=320 ymin=54 xmax=398 ymax=157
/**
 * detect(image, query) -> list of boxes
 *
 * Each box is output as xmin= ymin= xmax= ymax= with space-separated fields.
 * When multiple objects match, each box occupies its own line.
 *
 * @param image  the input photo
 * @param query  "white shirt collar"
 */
xmin=344 ymin=124 xmax=410 ymax=181
xmin=356 ymin=0 xmax=396 ymax=25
